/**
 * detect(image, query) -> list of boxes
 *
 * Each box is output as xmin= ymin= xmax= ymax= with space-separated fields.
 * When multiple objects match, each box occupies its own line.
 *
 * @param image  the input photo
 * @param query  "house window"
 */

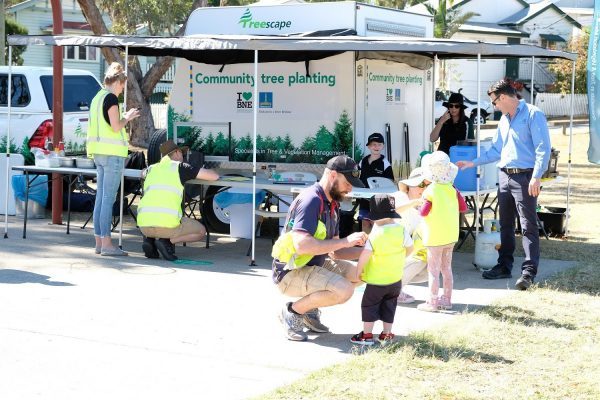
xmin=64 ymin=46 xmax=98 ymax=61
xmin=541 ymin=39 xmax=557 ymax=50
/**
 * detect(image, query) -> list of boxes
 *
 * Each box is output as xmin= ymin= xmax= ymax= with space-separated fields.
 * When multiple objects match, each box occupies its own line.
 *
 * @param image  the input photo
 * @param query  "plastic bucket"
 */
xmin=450 ymin=145 xmax=477 ymax=191
xmin=15 ymin=198 xmax=46 ymax=219
xmin=228 ymin=202 xmax=254 ymax=239
xmin=480 ymin=139 xmax=498 ymax=189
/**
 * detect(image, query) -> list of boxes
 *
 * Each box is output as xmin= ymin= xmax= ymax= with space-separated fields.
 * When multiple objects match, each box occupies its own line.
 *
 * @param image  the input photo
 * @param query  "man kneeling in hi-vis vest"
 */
xmin=137 ymin=140 xmax=219 ymax=261
xmin=272 ymin=155 xmax=369 ymax=341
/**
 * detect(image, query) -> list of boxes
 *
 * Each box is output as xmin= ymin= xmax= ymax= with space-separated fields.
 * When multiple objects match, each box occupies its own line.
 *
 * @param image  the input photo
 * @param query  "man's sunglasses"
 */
xmin=338 ymin=168 xmax=360 ymax=178
xmin=417 ymin=181 xmax=429 ymax=188
xmin=447 ymin=103 xmax=462 ymax=109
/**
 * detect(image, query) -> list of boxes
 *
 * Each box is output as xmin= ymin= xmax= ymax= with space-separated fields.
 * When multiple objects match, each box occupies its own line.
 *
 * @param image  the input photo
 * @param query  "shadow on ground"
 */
xmin=0 ymin=269 xmax=74 ymax=286
xmin=472 ymin=304 xmax=576 ymax=330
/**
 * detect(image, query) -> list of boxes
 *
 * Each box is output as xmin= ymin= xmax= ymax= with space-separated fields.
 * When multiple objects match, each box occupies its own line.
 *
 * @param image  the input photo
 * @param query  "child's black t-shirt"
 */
xmin=358 ymin=155 xmax=394 ymax=210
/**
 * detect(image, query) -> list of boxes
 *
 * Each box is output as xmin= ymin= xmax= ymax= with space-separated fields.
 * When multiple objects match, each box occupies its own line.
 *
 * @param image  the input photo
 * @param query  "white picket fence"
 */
xmin=535 ymin=93 xmax=588 ymax=117
xmin=151 ymin=103 xmax=168 ymax=129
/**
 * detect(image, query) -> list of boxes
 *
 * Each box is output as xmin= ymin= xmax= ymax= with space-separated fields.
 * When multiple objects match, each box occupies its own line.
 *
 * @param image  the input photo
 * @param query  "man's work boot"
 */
xmin=482 ymin=264 xmax=512 ymax=280
xmin=515 ymin=274 xmax=534 ymax=290
xmin=142 ymin=236 xmax=160 ymax=259
xmin=155 ymin=238 xmax=178 ymax=261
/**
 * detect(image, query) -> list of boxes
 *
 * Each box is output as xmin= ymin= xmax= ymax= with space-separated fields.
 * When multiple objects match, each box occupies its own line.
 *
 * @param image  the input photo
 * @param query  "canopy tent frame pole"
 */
xmin=565 ymin=60 xmax=575 ymax=236
xmin=3 ymin=46 xmax=13 ymax=239
xmin=475 ymin=53 xmax=481 ymax=238
xmin=531 ymin=56 xmax=535 ymax=104
xmin=432 ymin=54 xmax=437 ymax=147
xmin=250 ymin=50 xmax=259 ymax=266
xmin=117 ymin=46 xmax=129 ymax=249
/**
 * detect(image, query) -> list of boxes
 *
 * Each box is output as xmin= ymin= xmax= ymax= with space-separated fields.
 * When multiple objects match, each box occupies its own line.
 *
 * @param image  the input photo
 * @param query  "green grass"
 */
xmin=259 ymin=288 xmax=600 ymax=400
xmin=257 ymin=132 xmax=600 ymax=400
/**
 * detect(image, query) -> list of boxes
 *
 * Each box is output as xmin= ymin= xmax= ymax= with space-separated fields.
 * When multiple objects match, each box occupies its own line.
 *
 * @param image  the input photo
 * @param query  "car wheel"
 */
xmin=200 ymin=184 xmax=231 ymax=234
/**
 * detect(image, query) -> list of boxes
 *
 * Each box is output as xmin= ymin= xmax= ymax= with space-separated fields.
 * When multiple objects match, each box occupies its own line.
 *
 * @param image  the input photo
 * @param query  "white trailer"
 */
xmin=166 ymin=1 xmax=434 ymax=173
xmin=153 ymin=2 xmax=435 ymax=232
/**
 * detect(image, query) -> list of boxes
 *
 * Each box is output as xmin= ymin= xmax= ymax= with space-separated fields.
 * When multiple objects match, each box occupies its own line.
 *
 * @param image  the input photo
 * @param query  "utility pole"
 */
xmin=50 ymin=0 xmax=64 ymax=225
xmin=1 ymin=0 xmax=6 ymax=66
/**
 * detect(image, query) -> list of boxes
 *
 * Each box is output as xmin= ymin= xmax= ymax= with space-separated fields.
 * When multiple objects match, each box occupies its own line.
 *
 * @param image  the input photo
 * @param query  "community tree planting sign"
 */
xmin=168 ymin=53 xmax=358 ymax=163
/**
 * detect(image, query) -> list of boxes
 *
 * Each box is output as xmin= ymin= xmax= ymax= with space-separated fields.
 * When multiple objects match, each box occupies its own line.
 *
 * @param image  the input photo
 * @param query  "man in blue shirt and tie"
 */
xmin=457 ymin=80 xmax=551 ymax=290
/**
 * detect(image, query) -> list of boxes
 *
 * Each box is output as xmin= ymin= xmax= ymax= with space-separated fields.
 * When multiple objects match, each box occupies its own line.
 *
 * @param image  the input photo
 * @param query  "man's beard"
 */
xmin=329 ymin=180 xmax=346 ymax=202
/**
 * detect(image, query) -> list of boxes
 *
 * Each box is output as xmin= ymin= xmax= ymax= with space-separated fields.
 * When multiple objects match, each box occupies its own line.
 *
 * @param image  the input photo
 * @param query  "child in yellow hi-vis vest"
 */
xmin=417 ymin=151 xmax=468 ymax=312
xmin=350 ymin=194 xmax=414 ymax=345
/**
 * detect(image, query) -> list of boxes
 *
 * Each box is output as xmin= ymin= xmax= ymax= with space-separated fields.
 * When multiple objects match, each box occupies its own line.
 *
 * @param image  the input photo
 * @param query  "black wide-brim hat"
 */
xmin=442 ymin=92 xmax=468 ymax=110
xmin=366 ymin=194 xmax=401 ymax=221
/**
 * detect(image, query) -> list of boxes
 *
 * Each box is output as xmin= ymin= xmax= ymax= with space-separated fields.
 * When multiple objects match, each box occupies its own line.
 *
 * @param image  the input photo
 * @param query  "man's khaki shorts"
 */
xmin=140 ymin=217 xmax=205 ymax=240
xmin=277 ymin=259 xmax=358 ymax=298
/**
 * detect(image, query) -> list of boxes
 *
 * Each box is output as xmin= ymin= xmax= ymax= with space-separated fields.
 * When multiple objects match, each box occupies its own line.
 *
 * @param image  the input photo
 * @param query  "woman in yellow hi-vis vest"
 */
xmin=88 ymin=62 xmax=139 ymax=256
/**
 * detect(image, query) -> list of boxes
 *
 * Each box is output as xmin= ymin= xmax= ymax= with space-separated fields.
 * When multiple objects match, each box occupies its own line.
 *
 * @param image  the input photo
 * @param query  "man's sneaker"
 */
xmin=142 ymin=236 xmax=160 ymax=259
xmin=156 ymin=239 xmax=178 ymax=261
xmin=482 ymin=264 xmax=512 ymax=280
xmin=397 ymin=291 xmax=415 ymax=304
xmin=438 ymin=295 xmax=453 ymax=310
xmin=302 ymin=309 xmax=329 ymax=333
xmin=279 ymin=303 xmax=307 ymax=341
xmin=515 ymin=274 xmax=534 ymax=290
xmin=350 ymin=331 xmax=374 ymax=345
xmin=378 ymin=332 xmax=395 ymax=343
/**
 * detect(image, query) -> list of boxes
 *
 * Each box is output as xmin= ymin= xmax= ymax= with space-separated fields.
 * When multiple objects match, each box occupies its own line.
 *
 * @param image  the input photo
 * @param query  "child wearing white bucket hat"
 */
xmin=417 ymin=151 xmax=468 ymax=312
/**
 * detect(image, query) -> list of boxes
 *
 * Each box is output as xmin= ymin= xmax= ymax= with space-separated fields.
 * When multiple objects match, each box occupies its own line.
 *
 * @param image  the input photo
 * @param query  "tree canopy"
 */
xmin=3 ymin=18 xmax=28 ymax=65
xmin=549 ymin=29 xmax=589 ymax=94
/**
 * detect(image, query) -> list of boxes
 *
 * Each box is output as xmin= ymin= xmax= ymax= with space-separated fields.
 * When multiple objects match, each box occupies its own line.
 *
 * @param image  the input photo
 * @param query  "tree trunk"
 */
xmin=77 ymin=0 xmax=207 ymax=146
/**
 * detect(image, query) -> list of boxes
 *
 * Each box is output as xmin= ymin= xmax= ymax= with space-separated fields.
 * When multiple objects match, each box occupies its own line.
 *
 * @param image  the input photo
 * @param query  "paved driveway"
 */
xmin=0 ymin=217 xmax=575 ymax=399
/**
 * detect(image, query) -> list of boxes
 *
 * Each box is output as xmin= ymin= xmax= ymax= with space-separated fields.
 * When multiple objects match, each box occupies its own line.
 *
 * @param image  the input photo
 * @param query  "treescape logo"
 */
xmin=238 ymin=8 xmax=292 ymax=30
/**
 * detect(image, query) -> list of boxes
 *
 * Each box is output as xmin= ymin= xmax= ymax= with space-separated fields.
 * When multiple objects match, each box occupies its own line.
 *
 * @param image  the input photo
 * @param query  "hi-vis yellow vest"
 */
xmin=271 ymin=220 xmax=326 ymax=270
xmin=137 ymin=156 xmax=183 ymax=228
xmin=86 ymin=89 xmax=128 ymax=158
xmin=422 ymin=182 xmax=459 ymax=246
xmin=362 ymin=224 xmax=406 ymax=285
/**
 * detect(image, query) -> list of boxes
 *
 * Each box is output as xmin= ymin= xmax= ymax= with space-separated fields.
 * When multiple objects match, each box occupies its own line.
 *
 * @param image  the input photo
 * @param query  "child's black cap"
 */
xmin=367 ymin=132 xmax=385 ymax=146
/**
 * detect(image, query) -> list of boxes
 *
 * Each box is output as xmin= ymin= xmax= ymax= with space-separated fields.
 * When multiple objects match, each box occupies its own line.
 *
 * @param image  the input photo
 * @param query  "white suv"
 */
xmin=0 ymin=66 xmax=101 ymax=162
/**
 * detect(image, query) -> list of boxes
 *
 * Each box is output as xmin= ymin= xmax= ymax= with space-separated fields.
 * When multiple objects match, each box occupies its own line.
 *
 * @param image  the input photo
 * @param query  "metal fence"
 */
xmin=535 ymin=93 xmax=588 ymax=117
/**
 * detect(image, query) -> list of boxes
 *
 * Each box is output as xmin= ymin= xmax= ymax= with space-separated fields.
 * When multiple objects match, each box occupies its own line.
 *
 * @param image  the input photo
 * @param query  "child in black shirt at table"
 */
xmin=359 ymin=132 xmax=395 ymax=233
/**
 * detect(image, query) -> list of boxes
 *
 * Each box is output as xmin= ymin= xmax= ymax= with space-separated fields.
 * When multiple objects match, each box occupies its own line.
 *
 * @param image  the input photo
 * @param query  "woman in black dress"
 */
xmin=430 ymin=92 xmax=474 ymax=154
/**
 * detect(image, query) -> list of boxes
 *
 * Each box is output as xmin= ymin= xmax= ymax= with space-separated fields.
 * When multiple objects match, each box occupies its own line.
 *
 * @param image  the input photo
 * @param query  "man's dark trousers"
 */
xmin=497 ymin=169 xmax=540 ymax=277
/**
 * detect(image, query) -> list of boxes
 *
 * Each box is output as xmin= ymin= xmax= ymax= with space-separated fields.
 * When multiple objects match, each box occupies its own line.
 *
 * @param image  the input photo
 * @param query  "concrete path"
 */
xmin=0 ymin=216 xmax=575 ymax=399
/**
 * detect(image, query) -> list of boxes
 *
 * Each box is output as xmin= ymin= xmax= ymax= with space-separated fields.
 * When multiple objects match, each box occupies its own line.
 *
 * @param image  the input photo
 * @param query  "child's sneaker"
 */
xmin=378 ymin=332 xmax=395 ymax=343
xmin=397 ymin=291 xmax=415 ymax=304
xmin=350 ymin=331 xmax=374 ymax=345
xmin=417 ymin=299 xmax=440 ymax=313
xmin=438 ymin=295 xmax=453 ymax=310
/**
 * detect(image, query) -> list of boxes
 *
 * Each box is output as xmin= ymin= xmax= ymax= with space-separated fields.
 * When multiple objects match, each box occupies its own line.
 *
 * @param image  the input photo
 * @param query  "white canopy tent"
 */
xmin=4 ymin=34 xmax=577 ymax=262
